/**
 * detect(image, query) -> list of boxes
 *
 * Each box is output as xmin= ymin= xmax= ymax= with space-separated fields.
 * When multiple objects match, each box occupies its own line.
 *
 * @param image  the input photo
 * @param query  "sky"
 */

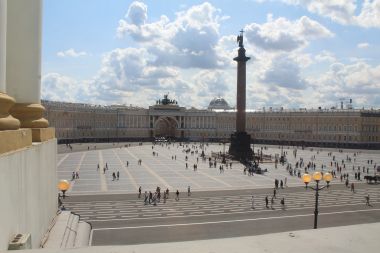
xmin=41 ymin=0 xmax=380 ymax=110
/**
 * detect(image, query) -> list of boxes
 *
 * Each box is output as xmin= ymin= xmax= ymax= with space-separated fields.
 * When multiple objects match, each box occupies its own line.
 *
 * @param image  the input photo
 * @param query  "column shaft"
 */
xmin=0 ymin=0 xmax=6 ymax=93
xmin=0 ymin=0 xmax=20 ymax=130
xmin=236 ymin=61 xmax=246 ymax=132
xmin=6 ymin=0 xmax=48 ymax=128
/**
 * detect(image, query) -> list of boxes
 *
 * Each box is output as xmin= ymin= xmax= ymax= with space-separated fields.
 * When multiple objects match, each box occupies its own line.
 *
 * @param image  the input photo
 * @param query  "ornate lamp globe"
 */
xmin=312 ymin=171 xmax=322 ymax=182
xmin=323 ymin=172 xmax=333 ymax=183
xmin=58 ymin=180 xmax=70 ymax=198
xmin=58 ymin=180 xmax=70 ymax=191
xmin=302 ymin=173 xmax=312 ymax=185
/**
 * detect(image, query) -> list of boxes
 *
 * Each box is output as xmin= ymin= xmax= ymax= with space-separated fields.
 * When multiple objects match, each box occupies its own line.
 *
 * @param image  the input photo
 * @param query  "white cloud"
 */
xmin=315 ymin=50 xmax=336 ymax=63
xmin=261 ymin=55 xmax=308 ymax=89
xmin=94 ymin=47 xmax=178 ymax=91
xmin=117 ymin=1 xmax=230 ymax=69
xmin=193 ymin=70 xmax=231 ymax=97
xmin=117 ymin=1 xmax=168 ymax=41
xmin=244 ymin=15 xmax=333 ymax=52
xmin=357 ymin=42 xmax=370 ymax=49
xmin=305 ymin=0 xmax=356 ymax=25
xmin=125 ymin=1 xmax=147 ymax=26
xmin=57 ymin=48 xmax=87 ymax=58
xmin=268 ymin=0 xmax=380 ymax=28
xmin=356 ymin=0 xmax=380 ymax=28
xmin=42 ymin=73 xmax=85 ymax=102
xmin=43 ymin=1 xmax=380 ymax=110
xmin=310 ymin=61 xmax=380 ymax=107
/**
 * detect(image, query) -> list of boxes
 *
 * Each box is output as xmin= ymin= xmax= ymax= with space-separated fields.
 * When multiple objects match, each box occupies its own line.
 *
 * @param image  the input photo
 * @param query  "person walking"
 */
xmin=175 ymin=189 xmax=180 ymax=201
xmin=116 ymin=171 xmax=120 ymax=180
xmin=251 ymin=195 xmax=255 ymax=209
xmin=153 ymin=192 xmax=157 ymax=206
xmin=149 ymin=191 xmax=152 ymax=204
xmin=365 ymin=194 xmax=371 ymax=206
xmin=188 ymin=186 xmax=191 ymax=196
xmin=273 ymin=188 xmax=277 ymax=199
xmin=138 ymin=186 xmax=142 ymax=198
xmin=351 ymin=182 xmax=355 ymax=193
xmin=270 ymin=196 xmax=275 ymax=209
xmin=144 ymin=191 xmax=148 ymax=205
xmin=281 ymin=197 xmax=285 ymax=210
xmin=265 ymin=196 xmax=269 ymax=208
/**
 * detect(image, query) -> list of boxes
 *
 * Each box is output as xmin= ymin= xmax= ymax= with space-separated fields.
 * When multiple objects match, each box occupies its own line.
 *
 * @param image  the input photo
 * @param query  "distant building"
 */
xmin=42 ymin=96 xmax=380 ymax=149
xmin=208 ymin=97 xmax=232 ymax=110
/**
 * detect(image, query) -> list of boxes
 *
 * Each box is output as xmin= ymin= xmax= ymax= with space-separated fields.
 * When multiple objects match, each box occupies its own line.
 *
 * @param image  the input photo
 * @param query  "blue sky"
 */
xmin=41 ymin=0 xmax=380 ymax=109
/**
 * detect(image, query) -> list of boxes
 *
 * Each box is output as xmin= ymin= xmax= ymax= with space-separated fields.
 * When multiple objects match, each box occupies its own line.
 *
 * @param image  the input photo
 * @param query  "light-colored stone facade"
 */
xmin=42 ymin=100 xmax=380 ymax=148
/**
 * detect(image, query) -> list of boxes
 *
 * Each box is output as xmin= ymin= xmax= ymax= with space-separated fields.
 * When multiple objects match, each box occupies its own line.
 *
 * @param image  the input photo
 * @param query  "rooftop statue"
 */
xmin=157 ymin=94 xmax=177 ymax=105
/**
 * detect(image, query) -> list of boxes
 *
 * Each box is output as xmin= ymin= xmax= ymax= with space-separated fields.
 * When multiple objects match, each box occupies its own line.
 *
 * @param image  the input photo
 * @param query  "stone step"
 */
xmin=62 ymin=213 xmax=79 ymax=248
xmin=42 ymin=211 xmax=91 ymax=249
xmin=74 ymin=222 xmax=91 ymax=247
xmin=42 ymin=211 xmax=72 ymax=248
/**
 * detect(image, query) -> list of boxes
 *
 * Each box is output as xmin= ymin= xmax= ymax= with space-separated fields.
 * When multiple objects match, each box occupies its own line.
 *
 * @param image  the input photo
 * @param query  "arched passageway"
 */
xmin=154 ymin=117 xmax=178 ymax=138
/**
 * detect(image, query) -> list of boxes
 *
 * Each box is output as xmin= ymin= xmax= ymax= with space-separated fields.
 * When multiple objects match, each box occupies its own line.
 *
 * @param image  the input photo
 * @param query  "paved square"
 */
xmin=57 ymin=143 xmax=380 ymax=195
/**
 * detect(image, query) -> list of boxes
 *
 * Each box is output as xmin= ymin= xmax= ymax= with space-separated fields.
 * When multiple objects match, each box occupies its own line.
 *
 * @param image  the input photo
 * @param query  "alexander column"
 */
xmin=229 ymin=30 xmax=253 ymax=160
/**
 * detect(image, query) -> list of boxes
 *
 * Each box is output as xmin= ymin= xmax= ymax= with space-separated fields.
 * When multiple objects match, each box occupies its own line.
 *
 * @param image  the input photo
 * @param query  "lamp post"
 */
xmin=58 ymin=179 xmax=70 ymax=199
xmin=302 ymin=172 xmax=332 ymax=229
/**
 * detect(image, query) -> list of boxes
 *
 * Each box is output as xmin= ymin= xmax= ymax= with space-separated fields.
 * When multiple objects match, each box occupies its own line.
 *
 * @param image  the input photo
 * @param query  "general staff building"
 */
xmin=42 ymin=96 xmax=380 ymax=149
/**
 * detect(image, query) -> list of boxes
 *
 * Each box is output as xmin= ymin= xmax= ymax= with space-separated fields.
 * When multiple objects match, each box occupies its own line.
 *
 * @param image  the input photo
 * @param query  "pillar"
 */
xmin=0 ymin=0 xmax=32 ymax=154
xmin=235 ymin=47 xmax=249 ymax=132
xmin=6 ymin=0 xmax=54 ymax=142
xmin=0 ymin=0 xmax=20 ymax=131
xmin=229 ymin=30 xmax=252 ymax=159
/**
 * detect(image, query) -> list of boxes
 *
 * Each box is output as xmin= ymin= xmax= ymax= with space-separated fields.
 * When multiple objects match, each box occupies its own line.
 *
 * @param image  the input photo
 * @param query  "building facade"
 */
xmin=42 ymin=97 xmax=380 ymax=149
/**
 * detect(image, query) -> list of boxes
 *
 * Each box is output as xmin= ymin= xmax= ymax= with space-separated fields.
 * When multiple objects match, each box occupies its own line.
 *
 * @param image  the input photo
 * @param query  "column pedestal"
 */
xmin=0 ymin=129 xmax=32 ymax=154
xmin=32 ymin=128 xmax=55 ymax=142
xmin=229 ymin=131 xmax=253 ymax=161
xmin=0 ymin=92 xmax=32 ymax=154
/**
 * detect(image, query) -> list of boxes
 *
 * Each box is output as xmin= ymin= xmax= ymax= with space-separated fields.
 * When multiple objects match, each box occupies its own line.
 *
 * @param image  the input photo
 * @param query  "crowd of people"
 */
xmin=63 ymin=140 xmax=377 ymax=210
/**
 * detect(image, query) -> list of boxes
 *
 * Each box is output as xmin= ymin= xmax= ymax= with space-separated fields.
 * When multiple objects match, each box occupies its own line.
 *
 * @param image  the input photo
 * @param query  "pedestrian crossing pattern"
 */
xmin=63 ymin=188 xmax=380 ymax=223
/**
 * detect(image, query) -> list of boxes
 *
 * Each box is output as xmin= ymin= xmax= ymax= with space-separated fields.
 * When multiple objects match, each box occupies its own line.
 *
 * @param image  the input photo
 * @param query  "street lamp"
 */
xmin=302 ymin=172 xmax=332 ymax=229
xmin=58 ymin=179 xmax=70 ymax=199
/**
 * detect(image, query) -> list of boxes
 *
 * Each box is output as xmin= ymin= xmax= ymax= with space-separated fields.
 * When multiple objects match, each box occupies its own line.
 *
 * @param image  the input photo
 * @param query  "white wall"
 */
xmin=0 ymin=139 xmax=57 ymax=250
